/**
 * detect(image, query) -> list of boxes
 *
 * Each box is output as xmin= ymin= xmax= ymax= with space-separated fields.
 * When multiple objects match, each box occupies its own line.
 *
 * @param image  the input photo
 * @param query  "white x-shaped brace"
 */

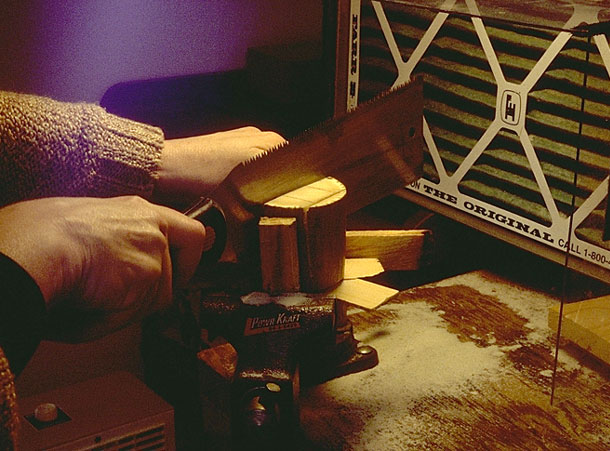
xmin=372 ymin=0 xmax=610 ymax=237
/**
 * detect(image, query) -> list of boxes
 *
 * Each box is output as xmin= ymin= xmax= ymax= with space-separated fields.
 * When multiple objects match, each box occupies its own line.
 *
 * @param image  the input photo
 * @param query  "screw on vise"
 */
xmin=234 ymin=382 xmax=291 ymax=449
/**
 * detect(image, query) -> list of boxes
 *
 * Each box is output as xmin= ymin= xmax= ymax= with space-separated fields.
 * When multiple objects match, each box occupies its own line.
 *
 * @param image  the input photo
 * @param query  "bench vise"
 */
xmin=184 ymin=177 xmax=378 ymax=447
xmin=143 ymin=177 xmax=429 ymax=448
xmin=192 ymin=289 xmax=376 ymax=448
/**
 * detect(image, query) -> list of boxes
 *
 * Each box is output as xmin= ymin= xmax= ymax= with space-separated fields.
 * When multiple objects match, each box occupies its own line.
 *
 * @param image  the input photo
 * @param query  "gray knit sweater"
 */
xmin=0 ymin=91 xmax=164 ymax=207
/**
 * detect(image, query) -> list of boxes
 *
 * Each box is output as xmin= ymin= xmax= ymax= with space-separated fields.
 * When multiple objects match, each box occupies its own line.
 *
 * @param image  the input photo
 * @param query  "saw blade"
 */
xmin=209 ymin=76 xmax=424 ymax=263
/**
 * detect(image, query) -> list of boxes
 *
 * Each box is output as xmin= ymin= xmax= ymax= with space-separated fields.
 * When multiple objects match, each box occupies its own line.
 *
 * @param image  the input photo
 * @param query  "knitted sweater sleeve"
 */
xmin=0 ymin=91 xmax=164 ymax=206
xmin=0 ymin=252 xmax=47 ymax=450
xmin=0 ymin=346 xmax=18 ymax=451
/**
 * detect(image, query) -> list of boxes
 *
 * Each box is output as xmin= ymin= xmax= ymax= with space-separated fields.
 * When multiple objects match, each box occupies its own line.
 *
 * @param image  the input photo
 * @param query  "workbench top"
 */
xmin=297 ymin=267 xmax=610 ymax=449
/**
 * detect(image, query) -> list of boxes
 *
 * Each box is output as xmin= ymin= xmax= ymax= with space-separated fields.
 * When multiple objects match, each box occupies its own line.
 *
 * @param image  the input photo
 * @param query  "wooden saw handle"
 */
xmin=184 ymin=197 xmax=227 ymax=266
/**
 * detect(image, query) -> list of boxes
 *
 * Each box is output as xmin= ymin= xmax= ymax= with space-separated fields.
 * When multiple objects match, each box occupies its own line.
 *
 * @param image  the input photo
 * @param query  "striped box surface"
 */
xmin=336 ymin=0 xmax=610 ymax=281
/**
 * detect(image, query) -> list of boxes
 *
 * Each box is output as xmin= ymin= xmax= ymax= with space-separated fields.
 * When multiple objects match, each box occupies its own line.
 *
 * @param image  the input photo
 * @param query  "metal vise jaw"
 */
xmin=197 ymin=291 xmax=377 ymax=447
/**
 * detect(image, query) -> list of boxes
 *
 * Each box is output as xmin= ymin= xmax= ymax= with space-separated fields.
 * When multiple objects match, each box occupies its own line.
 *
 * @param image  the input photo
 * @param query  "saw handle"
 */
xmin=184 ymin=197 xmax=227 ymax=266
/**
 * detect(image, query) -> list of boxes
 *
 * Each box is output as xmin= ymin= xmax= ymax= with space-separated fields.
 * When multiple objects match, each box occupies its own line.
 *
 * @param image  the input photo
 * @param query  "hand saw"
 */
xmin=186 ymin=77 xmax=424 ymax=266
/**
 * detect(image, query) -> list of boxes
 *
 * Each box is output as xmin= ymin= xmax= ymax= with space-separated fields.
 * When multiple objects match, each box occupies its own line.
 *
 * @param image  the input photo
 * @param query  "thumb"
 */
xmin=157 ymin=205 xmax=206 ymax=287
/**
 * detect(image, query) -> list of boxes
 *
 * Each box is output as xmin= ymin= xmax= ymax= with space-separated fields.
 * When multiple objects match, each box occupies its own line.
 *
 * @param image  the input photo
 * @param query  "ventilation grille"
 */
xmin=349 ymin=0 xmax=610 ymax=276
xmin=85 ymin=424 xmax=167 ymax=451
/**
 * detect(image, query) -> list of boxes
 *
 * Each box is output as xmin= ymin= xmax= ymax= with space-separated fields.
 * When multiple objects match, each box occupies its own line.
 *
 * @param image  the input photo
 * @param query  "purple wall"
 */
xmin=0 ymin=0 xmax=323 ymax=102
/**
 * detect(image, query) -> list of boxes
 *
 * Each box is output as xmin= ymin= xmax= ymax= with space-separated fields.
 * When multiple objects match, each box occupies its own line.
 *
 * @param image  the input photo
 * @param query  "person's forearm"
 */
xmin=0 ymin=91 xmax=164 ymax=207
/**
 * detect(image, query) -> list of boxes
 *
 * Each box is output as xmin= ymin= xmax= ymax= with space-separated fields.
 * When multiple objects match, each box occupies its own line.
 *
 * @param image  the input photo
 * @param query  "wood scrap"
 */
xmin=344 ymin=258 xmax=385 ymax=279
xmin=328 ymin=278 xmax=398 ymax=310
xmin=549 ymin=294 xmax=610 ymax=366
xmin=345 ymin=229 xmax=431 ymax=270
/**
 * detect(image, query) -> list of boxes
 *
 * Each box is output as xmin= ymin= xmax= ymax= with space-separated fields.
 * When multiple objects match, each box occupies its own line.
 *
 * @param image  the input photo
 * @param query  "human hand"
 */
xmin=0 ymin=196 xmax=205 ymax=341
xmin=154 ymin=126 xmax=286 ymax=207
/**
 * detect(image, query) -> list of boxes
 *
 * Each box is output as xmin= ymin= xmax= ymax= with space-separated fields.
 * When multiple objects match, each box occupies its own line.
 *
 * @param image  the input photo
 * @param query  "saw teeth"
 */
xmin=356 ymin=78 xmax=414 ymax=109
xmin=241 ymin=140 xmax=289 ymax=167
xmin=242 ymin=149 xmax=270 ymax=166
xmin=234 ymin=76 xmax=420 ymax=185
xmin=238 ymin=78 xmax=417 ymax=170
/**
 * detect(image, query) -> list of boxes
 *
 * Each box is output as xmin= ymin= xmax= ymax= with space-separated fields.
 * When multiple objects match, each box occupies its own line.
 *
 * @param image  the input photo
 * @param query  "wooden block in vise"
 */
xmin=263 ymin=177 xmax=347 ymax=292
xmin=259 ymin=216 xmax=300 ymax=294
xmin=549 ymin=294 xmax=610 ymax=366
xmin=345 ymin=229 xmax=431 ymax=271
